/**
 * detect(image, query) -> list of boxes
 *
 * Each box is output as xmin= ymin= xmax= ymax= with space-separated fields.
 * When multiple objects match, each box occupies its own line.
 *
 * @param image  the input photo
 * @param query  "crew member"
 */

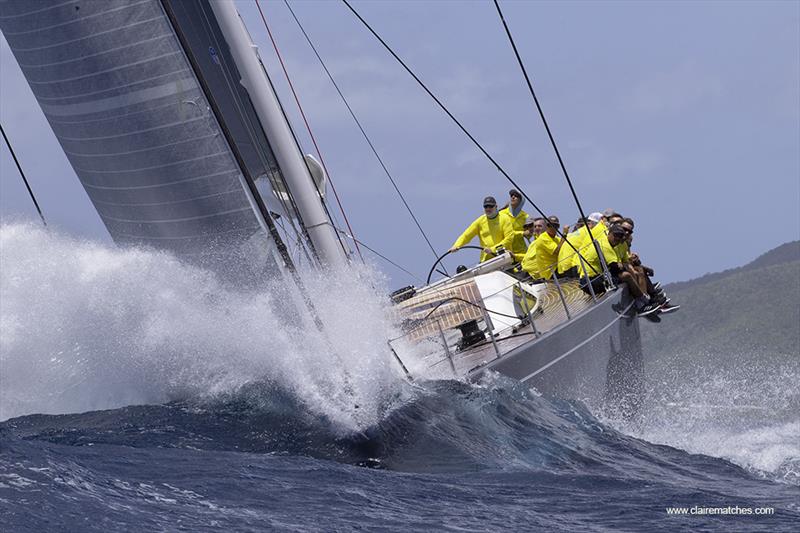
xmin=521 ymin=216 xmax=570 ymax=280
xmin=450 ymin=196 xmax=509 ymax=262
xmin=512 ymin=217 xmax=537 ymax=262
xmin=579 ymin=224 xmax=660 ymax=315
xmin=621 ymin=218 xmax=675 ymax=312
xmin=532 ymin=218 xmax=547 ymax=239
xmin=607 ymin=213 xmax=625 ymax=227
xmin=614 ymin=218 xmax=632 ymax=263
xmin=556 ymin=219 xmax=583 ymax=278
xmin=568 ymin=212 xmax=607 ymax=273
xmin=499 ymin=189 xmax=529 ymax=262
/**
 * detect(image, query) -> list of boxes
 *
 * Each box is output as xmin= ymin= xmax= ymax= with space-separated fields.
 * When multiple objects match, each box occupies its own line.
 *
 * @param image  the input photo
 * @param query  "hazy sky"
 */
xmin=2 ymin=0 xmax=798 ymax=288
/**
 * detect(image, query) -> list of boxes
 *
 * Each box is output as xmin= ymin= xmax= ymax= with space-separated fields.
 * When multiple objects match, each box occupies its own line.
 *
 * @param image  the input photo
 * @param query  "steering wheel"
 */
xmin=426 ymin=245 xmax=485 ymax=284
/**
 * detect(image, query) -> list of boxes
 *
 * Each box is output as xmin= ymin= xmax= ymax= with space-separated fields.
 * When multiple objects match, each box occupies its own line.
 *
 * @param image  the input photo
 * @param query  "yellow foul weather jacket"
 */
xmin=613 ymin=241 xmax=630 ymax=264
xmin=522 ymin=231 xmax=562 ymax=280
xmin=557 ymin=229 xmax=581 ymax=274
xmin=452 ymin=213 xmax=508 ymax=262
xmin=498 ymin=207 xmax=529 ymax=262
xmin=570 ymin=223 xmax=607 ymax=271
xmin=579 ymin=233 xmax=620 ymax=278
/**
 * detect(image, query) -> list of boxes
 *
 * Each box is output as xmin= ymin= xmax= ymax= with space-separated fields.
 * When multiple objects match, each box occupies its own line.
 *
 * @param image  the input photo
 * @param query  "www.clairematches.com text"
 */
xmin=666 ymin=505 xmax=774 ymax=516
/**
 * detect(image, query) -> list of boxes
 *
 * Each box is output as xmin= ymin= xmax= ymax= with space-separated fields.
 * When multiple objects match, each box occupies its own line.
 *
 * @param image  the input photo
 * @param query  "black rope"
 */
xmin=492 ymin=0 xmax=597 ymax=257
xmin=1 ymin=124 xmax=46 ymax=226
xmin=492 ymin=0 xmax=590 ymax=227
xmin=285 ymin=0 xmax=442 ymax=267
xmin=339 ymin=0 xmax=598 ymax=275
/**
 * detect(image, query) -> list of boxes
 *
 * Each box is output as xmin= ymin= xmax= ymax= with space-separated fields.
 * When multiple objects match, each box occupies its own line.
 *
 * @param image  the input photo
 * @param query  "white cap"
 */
xmin=588 ymin=212 xmax=603 ymax=223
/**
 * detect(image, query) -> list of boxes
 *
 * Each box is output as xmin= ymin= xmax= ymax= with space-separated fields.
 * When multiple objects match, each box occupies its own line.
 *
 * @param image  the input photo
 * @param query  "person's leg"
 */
xmin=617 ymin=271 xmax=644 ymax=299
xmin=644 ymin=272 xmax=656 ymax=295
xmin=627 ymin=264 xmax=649 ymax=295
xmin=633 ymin=268 xmax=649 ymax=295
xmin=580 ymin=275 xmax=606 ymax=296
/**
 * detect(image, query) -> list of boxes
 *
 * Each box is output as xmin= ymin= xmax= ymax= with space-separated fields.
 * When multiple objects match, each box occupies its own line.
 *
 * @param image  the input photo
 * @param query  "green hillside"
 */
xmin=665 ymin=241 xmax=800 ymax=293
xmin=642 ymin=242 xmax=800 ymax=363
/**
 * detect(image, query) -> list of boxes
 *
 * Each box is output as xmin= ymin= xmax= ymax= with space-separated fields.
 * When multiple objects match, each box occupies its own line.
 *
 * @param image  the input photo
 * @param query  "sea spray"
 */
xmin=605 ymin=354 xmax=800 ymax=484
xmin=0 ymin=223 xmax=412 ymax=428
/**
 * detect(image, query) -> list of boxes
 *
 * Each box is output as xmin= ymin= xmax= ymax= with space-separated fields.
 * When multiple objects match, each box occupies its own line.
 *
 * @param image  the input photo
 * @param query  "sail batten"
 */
xmin=0 ymin=0 xmax=298 ymax=277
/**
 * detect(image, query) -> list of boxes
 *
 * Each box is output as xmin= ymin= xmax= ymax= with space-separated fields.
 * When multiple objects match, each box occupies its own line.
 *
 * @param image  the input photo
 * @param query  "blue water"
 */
xmin=2 ymin=379 xmax=798 ymax=532
xmin=1 ymin=224 xmax=798 ymax=532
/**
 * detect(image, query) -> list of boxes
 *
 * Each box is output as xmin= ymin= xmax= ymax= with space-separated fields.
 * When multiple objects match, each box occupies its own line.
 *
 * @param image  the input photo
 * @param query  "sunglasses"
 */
xmin=484 ymin=205 xmax=496 ymax=209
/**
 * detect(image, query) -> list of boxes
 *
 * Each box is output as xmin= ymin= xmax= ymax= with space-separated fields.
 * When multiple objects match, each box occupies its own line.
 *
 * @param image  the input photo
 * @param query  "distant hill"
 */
xmin=642 ymin=241 xmax=800 ymax=363
xmin=664 ymin=241 xmax=799 ymax=293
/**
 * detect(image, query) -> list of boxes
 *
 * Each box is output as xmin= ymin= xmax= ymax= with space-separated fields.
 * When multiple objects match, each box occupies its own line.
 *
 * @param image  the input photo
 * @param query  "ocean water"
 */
xmin=1 ymin=223 xmax=798 ymax=532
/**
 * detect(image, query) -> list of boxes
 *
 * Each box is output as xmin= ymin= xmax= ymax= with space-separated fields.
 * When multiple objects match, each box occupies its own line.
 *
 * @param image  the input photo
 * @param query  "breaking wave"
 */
xmin=0 ymin=222 xmax=409 ymax=430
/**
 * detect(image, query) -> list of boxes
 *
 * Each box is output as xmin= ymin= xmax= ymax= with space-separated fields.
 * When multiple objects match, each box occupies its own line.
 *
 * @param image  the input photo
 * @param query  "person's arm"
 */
xmin=553 ymin=225 xmax=571 ymax=255
xmin=629 ymin=251 xmax=654 ymax=276
xmin=521 ymin=240 xmax=537 ymax=276
xmin=450 ymin=218 xmax=480 ymax=252
xmin=601 ymin=240 xmax=621 ymax=273
xmin=498 ymin=214 xmax=521 ymax=253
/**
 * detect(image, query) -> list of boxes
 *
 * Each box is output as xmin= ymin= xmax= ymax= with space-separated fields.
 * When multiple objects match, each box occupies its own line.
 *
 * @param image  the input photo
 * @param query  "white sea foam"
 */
xmin=610 ymin=357 xmax=800 ymax=483
xmin=0 ymin=223 xmax=410 ymax=429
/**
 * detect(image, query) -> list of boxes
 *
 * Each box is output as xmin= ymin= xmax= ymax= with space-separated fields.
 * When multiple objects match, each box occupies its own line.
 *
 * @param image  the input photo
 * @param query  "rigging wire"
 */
xmin=0 ymin=123 xmax=47 ymax=226
xmin=283 ymin=0 xmax=442 ymax=266
xmin=335 ymin=228 xmax=424 ymax=283
xmin=254 ymin=0 xmax=364 ymax=262
xmin=492 ymin=0 xmax=594 ymax=245
xmin=339 ymin=0 xmax=598 ymax=274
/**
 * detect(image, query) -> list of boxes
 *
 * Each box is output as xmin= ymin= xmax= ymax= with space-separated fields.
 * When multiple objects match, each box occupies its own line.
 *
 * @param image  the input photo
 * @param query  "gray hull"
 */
xmin=472 ymin=288 xmax=644 ymax=415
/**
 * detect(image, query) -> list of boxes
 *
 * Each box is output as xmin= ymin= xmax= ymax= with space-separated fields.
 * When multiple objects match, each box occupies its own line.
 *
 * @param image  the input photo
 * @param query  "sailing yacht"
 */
xmin=0 ymin=0 xmax=644 ymax=414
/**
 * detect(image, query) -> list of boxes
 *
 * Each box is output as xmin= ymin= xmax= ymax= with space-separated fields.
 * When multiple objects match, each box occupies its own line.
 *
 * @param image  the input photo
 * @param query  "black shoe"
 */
xmin=643 ymin=312 xmax=662 ymax=323
xmin=653 ymin=296 xmax=670 ymax=306
xmin=650 ymin=288 xmax=665 ymax=299
xmin=659 ymin=303 xmax=681 ymax=315
xmin=638 ymin=302 xmax=662 ymax=317
xmin=653 ymin=282 xmax=662 ymax=291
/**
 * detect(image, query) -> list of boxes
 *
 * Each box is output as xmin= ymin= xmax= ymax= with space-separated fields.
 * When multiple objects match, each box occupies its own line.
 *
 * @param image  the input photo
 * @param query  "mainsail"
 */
xmin=0 ymin=0 xmax=343 ymax=277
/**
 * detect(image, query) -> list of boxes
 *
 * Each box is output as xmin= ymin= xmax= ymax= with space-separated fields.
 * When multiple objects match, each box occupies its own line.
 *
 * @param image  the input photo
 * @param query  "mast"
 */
xmin=209 ymin=0 xmax=349 ymax=268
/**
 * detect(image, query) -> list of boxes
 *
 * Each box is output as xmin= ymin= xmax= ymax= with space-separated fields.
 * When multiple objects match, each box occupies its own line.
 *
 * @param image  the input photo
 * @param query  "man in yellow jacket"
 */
xmin=569 ymin=212 xmax=607 ymax=273
xmin=522 ymin=216 xmax=570 ymax=280
xmin=556 ymin=219 xmax=583 ymax=278
xmin=450 ymin=196 xmax=509 ymax=262
xmin=498 ymin=189 xmax=529 ymax=262
xmin=579 ymin=224 xmax=661 ymax=315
